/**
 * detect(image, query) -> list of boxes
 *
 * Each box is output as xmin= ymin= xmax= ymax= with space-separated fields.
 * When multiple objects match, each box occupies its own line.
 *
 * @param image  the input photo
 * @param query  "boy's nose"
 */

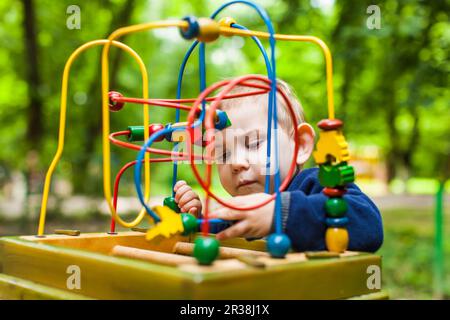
xmin=231 ymin=156 xmax=250 ymax=174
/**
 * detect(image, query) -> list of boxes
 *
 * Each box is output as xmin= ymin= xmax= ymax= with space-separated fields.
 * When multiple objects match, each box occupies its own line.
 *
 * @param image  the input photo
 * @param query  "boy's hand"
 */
xmin=173 ymin=180 xmax=202 ymax=216
xmin=208 ymin=193 xmax=274 ymax=241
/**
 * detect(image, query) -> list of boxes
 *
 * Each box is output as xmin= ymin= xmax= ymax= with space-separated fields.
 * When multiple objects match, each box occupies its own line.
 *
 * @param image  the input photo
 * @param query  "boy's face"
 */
xmin=214 ymin=103 xmax=297 ymax=196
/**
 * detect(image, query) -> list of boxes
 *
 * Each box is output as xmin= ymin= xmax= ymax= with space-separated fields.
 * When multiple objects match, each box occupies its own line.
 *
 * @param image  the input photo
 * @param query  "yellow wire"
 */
xmin=39 ymin=19 xmax=335 ymax=236
xmin=37 ymin=40 xmax=150 ymax=236
xmin=100 ymin=20 xmax=189 ymax=230
xmin=218 ymin=26 xmax=335 ymax=119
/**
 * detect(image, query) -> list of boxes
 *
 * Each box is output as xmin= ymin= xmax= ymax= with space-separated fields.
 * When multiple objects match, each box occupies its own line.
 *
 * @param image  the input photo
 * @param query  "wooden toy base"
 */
xmin=0 ymin=232 xmax=388 ymax=299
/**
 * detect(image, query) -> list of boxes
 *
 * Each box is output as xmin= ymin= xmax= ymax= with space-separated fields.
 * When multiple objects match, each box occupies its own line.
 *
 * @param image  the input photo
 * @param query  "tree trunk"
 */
xmin=21 ymin=0 xmax=43 ymax=148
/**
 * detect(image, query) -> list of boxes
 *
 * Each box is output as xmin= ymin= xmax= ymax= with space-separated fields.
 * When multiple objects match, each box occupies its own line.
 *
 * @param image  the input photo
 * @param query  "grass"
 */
xmin=379 ymin=208 xmax=450 ymax=299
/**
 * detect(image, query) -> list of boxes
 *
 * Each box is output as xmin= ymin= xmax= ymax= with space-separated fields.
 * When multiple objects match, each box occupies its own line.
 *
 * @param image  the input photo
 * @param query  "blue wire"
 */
xmin=211 ymin=1 xmax=282 ymax=233
xmin=171 ymin=40 xmax=199 ymax=197
xmin=134 ymin=129 xmax=171 ymax=223
xmin=164 ymin=1 xmax=282 ymax=234
xmin=170 ymin=41 xmax=208 ymax=195
xmin=232 ymin=23 xmax=273 ymax=193
xmin=135 ymin=126 xmax=227 ymax=225
xmin=172 ymin=1 xmax=277 ymax=194
xmin=197 ymin=218 xmax=224 ymax=224
xmin=136 ymin=38 xmax=207 ymax=221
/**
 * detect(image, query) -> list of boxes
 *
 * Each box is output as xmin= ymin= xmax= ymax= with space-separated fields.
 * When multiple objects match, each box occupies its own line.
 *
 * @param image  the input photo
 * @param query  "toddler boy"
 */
xmin=173 ymin=76 xmax=383 ymax=252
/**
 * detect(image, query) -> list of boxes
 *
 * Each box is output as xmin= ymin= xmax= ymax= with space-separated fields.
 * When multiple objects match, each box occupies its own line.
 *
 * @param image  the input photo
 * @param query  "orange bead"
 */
xmin=197 ymin=18 xmax=220 ymax=43
xmin=325 ymin=227 xmax=349 ymax=253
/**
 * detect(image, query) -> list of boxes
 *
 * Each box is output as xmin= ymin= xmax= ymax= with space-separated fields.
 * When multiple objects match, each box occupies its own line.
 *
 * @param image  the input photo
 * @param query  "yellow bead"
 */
xmin=145 ymin=206 xmax=183 ymax=241
xmin=313 ymin=129 xmax=350 ymax=165
xmin=218 ymin=17 xmax=236 ymax=37
xmin=171 ymin=130 xmax=187 ymax=142
xmin=325 ymin=227 xmax=349 ymax=253
xmin=197 ymin=18 xmax=220 ymax=43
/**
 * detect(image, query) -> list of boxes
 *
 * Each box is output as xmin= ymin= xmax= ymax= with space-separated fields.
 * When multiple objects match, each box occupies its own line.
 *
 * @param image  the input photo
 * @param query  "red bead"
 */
xmin=322 ymin=187 xmax=347 ymax=197
xmin=148 ymin=123 xmax=165 ymax=142
xmin=317 ymin=119 xmax=343 ymax=131
xmin=108 ymin=91 xmax=124 ymax=112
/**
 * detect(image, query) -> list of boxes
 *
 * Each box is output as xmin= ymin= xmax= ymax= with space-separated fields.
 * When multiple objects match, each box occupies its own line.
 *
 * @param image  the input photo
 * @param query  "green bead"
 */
xmin=319 ymin=163 xmax=355 ymax=188
xmin=325 ymin=198 xmax=348 ymax=217
xmin=163 ymin=196 xmax=181 ymax=213
xmin=193 ymin=236 xmax=220 ymax=265
xmin=225 ymin=115 xmax=232 ymax=128
xmin=127 ymin=125 xmax=145 ymax=142
xmin=181 ymin=213 xmax=198 ymax=235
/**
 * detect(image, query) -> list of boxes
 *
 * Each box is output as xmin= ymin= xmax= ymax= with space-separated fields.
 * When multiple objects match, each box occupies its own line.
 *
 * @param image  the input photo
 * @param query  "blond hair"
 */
xmin=218 ymin=76 xmax=305 ymax=137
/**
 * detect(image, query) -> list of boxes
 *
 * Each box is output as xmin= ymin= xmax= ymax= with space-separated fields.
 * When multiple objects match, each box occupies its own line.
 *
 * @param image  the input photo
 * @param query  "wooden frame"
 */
xmin=0 ymin=232 xmax=386 ymax=299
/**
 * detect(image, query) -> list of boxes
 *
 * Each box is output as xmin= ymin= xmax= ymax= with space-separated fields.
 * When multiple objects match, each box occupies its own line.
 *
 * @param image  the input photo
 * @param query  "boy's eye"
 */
xmin=216 ymin=150 xmax=230 ymax=162
xmin=247 ymin=139 xmax=263 ymax=150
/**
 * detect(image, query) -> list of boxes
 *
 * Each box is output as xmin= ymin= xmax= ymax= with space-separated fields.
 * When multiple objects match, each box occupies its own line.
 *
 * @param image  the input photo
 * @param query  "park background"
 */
xmin=0 ymin=0 xmax=448 ymax=299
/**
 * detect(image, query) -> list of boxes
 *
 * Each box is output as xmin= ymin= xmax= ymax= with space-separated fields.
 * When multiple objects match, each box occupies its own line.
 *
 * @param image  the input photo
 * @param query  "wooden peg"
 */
xmin=111 ymin=245 xmax=196 ymax=266
xmin=54 ymin=229 xmax=80 ymax=236
xmin=173 ymin=242 xmax=269 ymax=259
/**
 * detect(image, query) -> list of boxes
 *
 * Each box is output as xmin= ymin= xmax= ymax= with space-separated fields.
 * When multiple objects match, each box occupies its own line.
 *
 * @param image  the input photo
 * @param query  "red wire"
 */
xmin=185 ymin=75 xmax=300 ymax=235
xmin=110 ymin=157 xmax=192 ymax=233
xmin=109 ymin=130 xmax=209 ymax=161
xmin=113 ymin=97 xmax=192 ymax=111
xmin=108 ymin=78 xmax=285 ymax=235
xmin=110 ymin=86 xmax=269 ymax=109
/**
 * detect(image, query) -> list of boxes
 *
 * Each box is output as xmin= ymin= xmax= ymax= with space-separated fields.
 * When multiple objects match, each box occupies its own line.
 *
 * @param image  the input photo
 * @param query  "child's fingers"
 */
xmin=174 ymin=184 xmax=191 ymax=202
xmin=188 ymin=207 xmax=199 ymax=216
xmin=208 ymin=207 xmax=246 ymax=221
xmin=216 ymin=221 xmax=249 ymax=240
xmin=178 ymin=190 xmax=199 ymax=208
xmin=180 ymin=198 xmax=202 ymax=214
xmin=173 ymin=180 xmax=187 ymax=192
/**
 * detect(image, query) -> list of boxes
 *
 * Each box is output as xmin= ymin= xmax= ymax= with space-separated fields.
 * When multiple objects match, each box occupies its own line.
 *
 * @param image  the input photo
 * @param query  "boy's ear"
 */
xmin=296 ymin=123 xmax=316 ymax=166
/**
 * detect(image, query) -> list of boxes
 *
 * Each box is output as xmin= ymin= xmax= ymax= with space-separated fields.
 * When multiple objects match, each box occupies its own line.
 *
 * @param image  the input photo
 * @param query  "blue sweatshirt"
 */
xmin=206 ymin=167 xmax=384 ymax=253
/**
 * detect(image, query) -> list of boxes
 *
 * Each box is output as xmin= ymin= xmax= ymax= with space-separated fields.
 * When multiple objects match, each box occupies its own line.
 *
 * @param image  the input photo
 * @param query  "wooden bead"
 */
xmin=108 ymin=91 xmax=124 ymax=112
xmin=322 ymin=187 xmax=346 ymax=197
xmin=181 ymin=213 xmax=198 ymax=235
xmin=197 ymin=18 xmax=220 ymax=43
xmin=325 ymin=217 xmax=349 ymax=227
xmin=267 ymin=233 xmax=291 ymax=258
xmin=193 ymin=236 xmax=220 ymax=265
xmin=317 ymin=118 xmax=343 ymax=131
xmin=325 ymin=228 xmax=349 ymax=253
xmin=325 ymin=197 xmax=348 ymax=217
xmin=128 ymin=124 xmax=165 ymax=142
xmin=218 ymin=17 xmax=236 ymax=38
xmin=163 ymin=196 xmax=181 ymax=213
xmin=218 ymin=17 xmax=236 ymax=28
xmin=127 ymin=126 xmax=144 ymax=142
xmin=214 ymin=110 xmax=232 ymax=130
xmin=319 ymin=163 xmax=355 ymax=188
xmin=148 ymin=123 xmax=165 ymax=142
xmin=179 ymin=16 xmax=199 ymax=40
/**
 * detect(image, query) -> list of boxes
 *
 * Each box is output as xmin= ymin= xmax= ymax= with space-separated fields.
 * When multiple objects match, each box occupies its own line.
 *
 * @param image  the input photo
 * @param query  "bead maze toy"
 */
xmin=0 ymin=1 xmax=386 ymax=300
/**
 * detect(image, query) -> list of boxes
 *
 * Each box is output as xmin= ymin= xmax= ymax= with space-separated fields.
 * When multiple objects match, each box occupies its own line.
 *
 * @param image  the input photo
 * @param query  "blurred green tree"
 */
xmin=0 ymin=0 xmax=447 ymax=201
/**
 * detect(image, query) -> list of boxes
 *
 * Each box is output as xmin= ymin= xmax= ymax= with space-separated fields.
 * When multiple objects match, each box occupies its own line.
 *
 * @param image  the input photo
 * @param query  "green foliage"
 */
xmin=0 ymin=0 xmax=448 ymax=197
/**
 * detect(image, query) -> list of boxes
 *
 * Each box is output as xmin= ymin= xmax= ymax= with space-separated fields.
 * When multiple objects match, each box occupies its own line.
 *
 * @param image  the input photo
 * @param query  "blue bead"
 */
xmin=179 ymin=16 xmax=199 ymax=40
xmin=164 ymin=123 xmax=173 ymax=141
xmin=325 ymin=217 xmax=349 ymax=227
xmin=267 ymin=233 xmax=291 ymax=258
xmin=214 ymin=110 xmax=230 ymax=130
